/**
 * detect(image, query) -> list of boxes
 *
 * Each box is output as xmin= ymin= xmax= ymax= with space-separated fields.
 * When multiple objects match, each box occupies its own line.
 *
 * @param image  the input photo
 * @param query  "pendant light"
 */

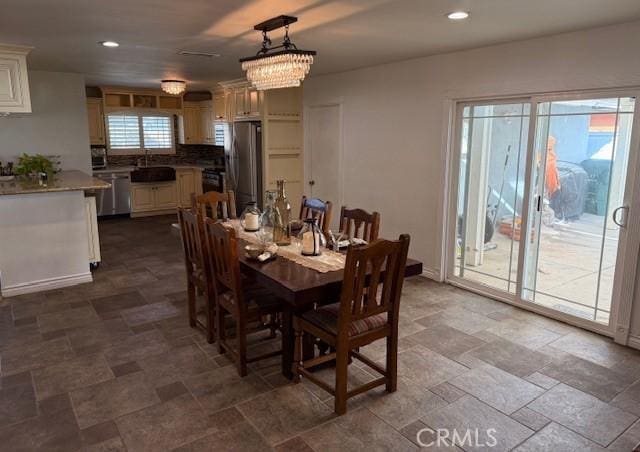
xmin=160 ymin=80 xmax=186 ymax=95
xmin=240 ymin=15 xmax=316 ymax=90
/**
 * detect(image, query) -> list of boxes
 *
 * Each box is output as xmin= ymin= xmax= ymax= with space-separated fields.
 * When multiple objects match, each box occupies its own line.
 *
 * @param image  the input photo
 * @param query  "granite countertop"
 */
xmin=0 ymin=170 xmax=111 ymax=196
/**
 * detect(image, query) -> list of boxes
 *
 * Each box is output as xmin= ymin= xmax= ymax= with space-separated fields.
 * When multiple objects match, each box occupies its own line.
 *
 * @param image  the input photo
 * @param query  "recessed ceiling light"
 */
xmin=100 ymin=41 xmax=119 ymax=48
xmin=447 ymin=11 xmax=469 ymax=20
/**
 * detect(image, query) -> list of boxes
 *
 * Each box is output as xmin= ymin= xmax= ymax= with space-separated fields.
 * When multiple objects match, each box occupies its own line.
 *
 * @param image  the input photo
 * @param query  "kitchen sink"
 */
xmin=130 ymin=166 xmax=176 ymax=183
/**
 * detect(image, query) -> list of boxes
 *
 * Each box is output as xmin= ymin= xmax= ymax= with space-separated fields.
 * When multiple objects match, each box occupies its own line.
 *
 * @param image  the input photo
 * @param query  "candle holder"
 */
xmin=240 ymin=202 xmax=262 ymax=232
xmin=297 ymin=218 xmax=326 ymax=256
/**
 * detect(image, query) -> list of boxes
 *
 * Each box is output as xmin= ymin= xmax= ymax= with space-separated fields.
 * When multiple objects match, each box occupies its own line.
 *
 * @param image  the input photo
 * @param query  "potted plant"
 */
xmin=14 ymin=154 xmax=56 ymax=181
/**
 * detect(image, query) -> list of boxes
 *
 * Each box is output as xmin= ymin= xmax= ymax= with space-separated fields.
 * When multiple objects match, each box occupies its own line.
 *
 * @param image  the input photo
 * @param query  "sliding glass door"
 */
xmin=450 ymin=92 xmax=639 ymax=332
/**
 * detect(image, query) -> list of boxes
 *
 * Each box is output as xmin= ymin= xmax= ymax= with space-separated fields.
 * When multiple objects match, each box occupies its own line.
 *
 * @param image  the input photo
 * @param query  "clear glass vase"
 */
xmin=259 ymin=190 xmax=277 ymax=244
xmin=273 ymin=180 xmax=292 ymax=246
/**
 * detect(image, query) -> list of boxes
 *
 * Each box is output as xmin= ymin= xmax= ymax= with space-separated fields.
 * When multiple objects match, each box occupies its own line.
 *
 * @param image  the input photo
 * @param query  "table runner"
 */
xmin=229 ymin=220 xmax=346 ymax=273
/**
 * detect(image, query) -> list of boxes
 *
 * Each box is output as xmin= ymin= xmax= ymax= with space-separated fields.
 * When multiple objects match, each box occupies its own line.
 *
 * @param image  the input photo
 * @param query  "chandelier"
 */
xmin=160 ymin=80 xmax=186 ymax=95
xmin=240 ymin=15 xmax=316 ymax=90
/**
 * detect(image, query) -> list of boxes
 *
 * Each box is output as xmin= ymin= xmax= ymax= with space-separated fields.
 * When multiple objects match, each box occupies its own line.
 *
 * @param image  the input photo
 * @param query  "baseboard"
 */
xmin=628 ymin=335 xmax=640 ymax=351
xmin=1 ymin=272 xmax=93 ymax=297
xmin=422 ymin=267 xmax=443 ymax=282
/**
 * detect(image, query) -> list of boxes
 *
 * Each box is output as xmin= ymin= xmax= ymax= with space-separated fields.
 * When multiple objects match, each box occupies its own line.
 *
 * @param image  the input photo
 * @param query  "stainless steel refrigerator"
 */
xmin=225 ymin=121 xmax=263 ymax=213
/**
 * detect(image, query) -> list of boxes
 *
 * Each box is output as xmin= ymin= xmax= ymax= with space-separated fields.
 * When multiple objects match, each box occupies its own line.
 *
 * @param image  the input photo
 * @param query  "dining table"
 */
xmin=171 ymin=222 xmax=423 ymax=379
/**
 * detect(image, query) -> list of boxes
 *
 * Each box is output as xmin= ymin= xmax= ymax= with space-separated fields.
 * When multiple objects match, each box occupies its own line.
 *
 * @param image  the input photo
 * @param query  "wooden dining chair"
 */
xmin=177 ymin=207 xmax=216 ymax=343
xmin=203 ymin=219 xmax=283 ymax=376
xmin=300 ymin=196 xmax=332 ymax=234
xmin=339 ymin=206 xmax=380 ymax=243
xmin=293 ymin=234 xmax=410 ymax=414
xmin=192 ymin=190 xmax=237 ymax=221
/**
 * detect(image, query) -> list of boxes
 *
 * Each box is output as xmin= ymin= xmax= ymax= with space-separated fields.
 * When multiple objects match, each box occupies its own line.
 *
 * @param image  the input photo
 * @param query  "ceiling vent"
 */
xmin=178 ymin=50 xmax=220 ymax=58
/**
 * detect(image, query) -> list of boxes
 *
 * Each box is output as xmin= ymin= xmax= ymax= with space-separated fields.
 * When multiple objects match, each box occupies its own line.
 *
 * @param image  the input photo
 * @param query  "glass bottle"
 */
xmin=240 ymin=202 xmax=262 ymax=232
xmin=273 ymin=180 xmax=291 ymax=246
xmin=260 ymin=190 xmax=277 ymax=244
xmin=297 ymin=218 xmax=326 ymax=256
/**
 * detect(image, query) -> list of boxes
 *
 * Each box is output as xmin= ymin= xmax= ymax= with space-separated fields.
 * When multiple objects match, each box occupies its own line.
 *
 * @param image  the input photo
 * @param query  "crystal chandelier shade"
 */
xmin=160 ymin=80 xmax=186 ymax=95
xmin=242 ymin=53 xmax=314 ymax=90
xmin=240 ymin=16 xmax=316 ymax=91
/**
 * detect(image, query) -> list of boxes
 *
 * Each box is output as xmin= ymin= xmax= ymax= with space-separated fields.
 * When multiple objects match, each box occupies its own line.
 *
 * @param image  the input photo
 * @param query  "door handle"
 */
xmin=612 ymin=206 xmax=629 ymax=228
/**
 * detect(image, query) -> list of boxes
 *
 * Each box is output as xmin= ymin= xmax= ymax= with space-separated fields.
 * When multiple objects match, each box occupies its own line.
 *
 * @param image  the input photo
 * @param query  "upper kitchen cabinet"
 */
xmin=220 ymin=80 xmax=262 ymax=120
xmin=179 ymin=101 xmax=201 ymax=144
xmin=0 ymin=44 xmax=32 ymax=113
xmin=86 ymin=98 xmax=105 ymax=145
xmin=213 ymin=89 xmax=226 ymax=121
xmin=178 ymin=100 xmax=216 ymax=145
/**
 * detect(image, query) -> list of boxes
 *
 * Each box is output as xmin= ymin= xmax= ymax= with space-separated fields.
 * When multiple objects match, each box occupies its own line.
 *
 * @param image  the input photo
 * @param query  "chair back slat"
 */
xmin=300 ymin=196 xmax=332 ymax=233
xmin=339 ymin=207 xmax=380 ymax=243
xmin=203 ymin=219 xmax=244 ymax=307
xmin=193 ymin=190 xmax=237 ymax=221
xmin=177 ymin=207 xmax=206 ymax=275
xmin=338 ymin=235 xmax=410 ymax=329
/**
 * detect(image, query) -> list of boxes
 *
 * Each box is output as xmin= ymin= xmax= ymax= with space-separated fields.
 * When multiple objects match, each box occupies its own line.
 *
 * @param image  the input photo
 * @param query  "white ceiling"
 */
xmin=1 ymin=0 xmax=640 ymax=90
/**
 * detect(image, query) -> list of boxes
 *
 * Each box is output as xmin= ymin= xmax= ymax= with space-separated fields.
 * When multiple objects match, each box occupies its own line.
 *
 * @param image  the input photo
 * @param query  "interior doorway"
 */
xmin=306 ymin=103 xmax=342 ymax=230
xmin=447 ymin=92 xmax=640 ymax=336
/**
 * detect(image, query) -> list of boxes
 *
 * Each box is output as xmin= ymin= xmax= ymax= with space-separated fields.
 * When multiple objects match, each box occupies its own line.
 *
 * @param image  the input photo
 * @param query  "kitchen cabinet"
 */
xmin=176 ymin=167 xmax=202 ymax=207
xmin=130 ymin=182 xmax=177 ymax=216
xmin=0 ymin=44 xmax=32 ymax=113
xmin=131 ymin=168 xmax=201 ymax=216
xmin=85 ymin=196 xmax=102 ymax=265
xmin=179 ymin=102 xmax=202 ymax=144
xmin=233 ymin=86 xmax=261 ymax=120
xmin=86 ymin=98 xmax=105 ymax=145
xmin=213 ymin=90 xmax=226 ymax=121
xmin=199 ymin=100 xmax=215 ymax=144
xmin=179 ymin=100 xmax=216 ymax=145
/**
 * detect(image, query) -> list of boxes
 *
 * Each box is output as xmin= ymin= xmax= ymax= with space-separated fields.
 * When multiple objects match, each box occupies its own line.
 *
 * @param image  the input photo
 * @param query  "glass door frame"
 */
xmin=445 ymin=88 xmax=640 ymax=342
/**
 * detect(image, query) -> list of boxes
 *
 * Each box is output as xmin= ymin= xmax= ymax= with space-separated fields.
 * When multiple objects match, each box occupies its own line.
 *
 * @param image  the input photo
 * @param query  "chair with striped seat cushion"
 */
xmin=293 ymin=234 xmax=411 ymax=415
xmin=301 ymin=303 xmax=387 ymax=337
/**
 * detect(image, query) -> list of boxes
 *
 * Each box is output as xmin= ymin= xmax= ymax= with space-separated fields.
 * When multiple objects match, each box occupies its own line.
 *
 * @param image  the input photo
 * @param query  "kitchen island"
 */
xmin=0 ymin=170 xmax=110 ymax=297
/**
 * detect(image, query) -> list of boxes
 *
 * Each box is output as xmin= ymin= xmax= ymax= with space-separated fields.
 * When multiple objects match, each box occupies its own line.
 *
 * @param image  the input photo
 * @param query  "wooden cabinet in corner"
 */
xmin=0 ymin=44 xmax=32 ymax=113
xmin=86 ymin=98 xmax=105 ymax=145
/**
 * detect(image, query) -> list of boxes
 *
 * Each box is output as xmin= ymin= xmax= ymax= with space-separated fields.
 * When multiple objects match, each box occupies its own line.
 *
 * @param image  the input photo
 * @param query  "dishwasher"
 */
xmin=95 ymin=171 xmax=131 ymax=216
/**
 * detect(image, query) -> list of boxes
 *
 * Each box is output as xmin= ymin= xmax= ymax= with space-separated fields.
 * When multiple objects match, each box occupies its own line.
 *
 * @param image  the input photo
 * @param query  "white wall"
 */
xmin=0 ymin=70 xmax=91 ymax=173
xmin=303 ymin=20 xmax=640 ymax=338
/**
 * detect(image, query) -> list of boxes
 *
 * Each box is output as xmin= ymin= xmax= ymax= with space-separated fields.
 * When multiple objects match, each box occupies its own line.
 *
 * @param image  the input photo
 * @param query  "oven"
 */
xmin=202 ymin=168 xmax=226 ymax=194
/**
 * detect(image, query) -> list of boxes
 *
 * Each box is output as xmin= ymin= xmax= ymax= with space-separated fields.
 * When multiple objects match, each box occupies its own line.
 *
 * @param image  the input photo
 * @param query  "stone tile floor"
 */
xmin=1 ymin=214 xmax=639 ymax=451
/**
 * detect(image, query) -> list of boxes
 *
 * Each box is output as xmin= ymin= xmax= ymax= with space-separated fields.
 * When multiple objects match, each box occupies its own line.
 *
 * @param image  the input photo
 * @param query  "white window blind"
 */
xmin=106 ymin=112 xmax=174 ymax=152
xmin=214 ymin=123 xmax=225 ymax=146
xmin=107 ymin=114 xmax=140 ymax=149
xmin=142 ymin=116 xmax=173 ymax=149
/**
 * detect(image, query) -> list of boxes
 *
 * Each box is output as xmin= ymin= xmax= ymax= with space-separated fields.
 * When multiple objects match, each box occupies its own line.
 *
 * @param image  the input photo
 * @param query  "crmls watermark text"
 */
xmin=416 ymin=428 xmax=498 ymax=448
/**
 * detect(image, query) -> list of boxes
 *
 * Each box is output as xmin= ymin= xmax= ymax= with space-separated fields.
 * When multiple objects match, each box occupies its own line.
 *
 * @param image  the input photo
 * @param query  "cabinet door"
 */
xmin=200 ymin=102 xmax=214 ymax=144
xmin=177 ymin=170 xmax=196 ymax=207
xmin=234 ymin=88 xmax=246 ymax=119
xmin=224 ymin=91 xmax=233 ymax=122
xmin=214 ymin=92 xmax=226 ymax=120
xmin=130 ymin=185 xmax=155 ymax=212
xmin=86 ymin=99 xmax=105 ymax=145
xmin=154 ymin=182 xmax=178 ymax=209
xmin=182 ymin=104 xmax=201 ymax=144
xmin=247 ymin=88 xmax=261 ymax=117
xmin=0 ymin=51 xmax=31 ymax=113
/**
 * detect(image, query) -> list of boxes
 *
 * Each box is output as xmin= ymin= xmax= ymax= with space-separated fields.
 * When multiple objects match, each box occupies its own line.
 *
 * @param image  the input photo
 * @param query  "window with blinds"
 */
xmin=214 ymin=123 xmax=225 ymax=146
xmin=106 ymin=112 xmax=174 ymax=152
xmin=142 ymin=116 xmax=173 ymax=149
xmin=106 ymin=114 xmax=140 ymax=149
